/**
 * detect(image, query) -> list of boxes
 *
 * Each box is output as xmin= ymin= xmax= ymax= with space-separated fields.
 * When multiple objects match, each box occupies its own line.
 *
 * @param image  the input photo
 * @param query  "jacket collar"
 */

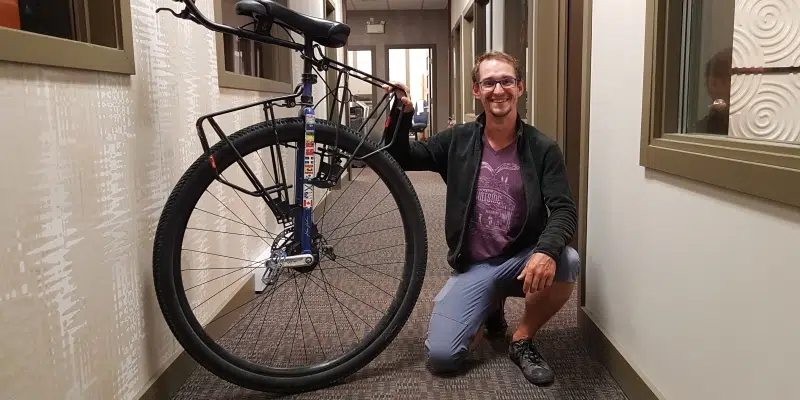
xmin=475 ymin=111 xmax=525 ymax=137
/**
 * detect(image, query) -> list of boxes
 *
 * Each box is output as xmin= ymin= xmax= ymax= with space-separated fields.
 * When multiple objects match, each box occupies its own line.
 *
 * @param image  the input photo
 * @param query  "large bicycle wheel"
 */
xmin=153 ymin=117 xmax=428 ymax=392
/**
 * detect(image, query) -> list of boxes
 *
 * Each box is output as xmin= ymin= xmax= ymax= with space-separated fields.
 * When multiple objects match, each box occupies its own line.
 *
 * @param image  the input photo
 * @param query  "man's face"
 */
xmin=707 ymin=75 xmax=731 ymax=104
xmin=472 ymin=59 xmax=524 ymax=119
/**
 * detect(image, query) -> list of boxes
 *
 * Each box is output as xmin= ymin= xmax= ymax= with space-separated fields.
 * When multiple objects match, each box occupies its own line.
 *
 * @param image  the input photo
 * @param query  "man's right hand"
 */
xmin=382 ymin=81 xmax=414 ymax=113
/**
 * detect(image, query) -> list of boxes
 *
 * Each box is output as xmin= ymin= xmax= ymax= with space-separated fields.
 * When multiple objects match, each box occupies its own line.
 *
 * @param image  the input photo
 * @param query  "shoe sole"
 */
xmin=509 ymin=356 xmax=555 ymax=386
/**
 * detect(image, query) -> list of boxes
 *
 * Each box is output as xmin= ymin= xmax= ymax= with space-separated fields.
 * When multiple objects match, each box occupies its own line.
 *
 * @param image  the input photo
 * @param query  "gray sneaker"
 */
xmin=508 ymin=338 xmax=555 ymax=385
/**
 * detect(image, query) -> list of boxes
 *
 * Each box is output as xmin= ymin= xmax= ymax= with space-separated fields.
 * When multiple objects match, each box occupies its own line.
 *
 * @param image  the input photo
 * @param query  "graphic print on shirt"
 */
xmin=469 ymin=161 xmax=521 ymax=235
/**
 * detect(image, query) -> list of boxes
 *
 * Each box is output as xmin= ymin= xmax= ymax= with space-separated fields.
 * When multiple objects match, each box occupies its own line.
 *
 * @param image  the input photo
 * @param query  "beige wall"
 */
xmin=346 ymin=10 xmax=450 ymax=133
xmin=585 ymin=1 xmax=800 ymax=399
xmin=0 ymin=1 xmax=342 ymax=399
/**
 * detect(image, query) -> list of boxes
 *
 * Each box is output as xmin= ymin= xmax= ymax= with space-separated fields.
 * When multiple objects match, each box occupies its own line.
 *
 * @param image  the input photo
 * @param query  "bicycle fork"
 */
xmin=263 ymin=42 xmax=318 ymax=286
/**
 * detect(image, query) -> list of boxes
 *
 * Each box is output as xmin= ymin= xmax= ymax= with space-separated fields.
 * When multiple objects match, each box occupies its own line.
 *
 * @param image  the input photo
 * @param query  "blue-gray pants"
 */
xmin=425 ymin=245 xmax=581 ymax=373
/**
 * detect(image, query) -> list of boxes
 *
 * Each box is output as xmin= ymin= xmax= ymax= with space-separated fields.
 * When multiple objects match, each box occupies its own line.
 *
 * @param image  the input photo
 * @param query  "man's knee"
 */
xmin=425 ymin=338 xmax=467 ymax=374
xmin=555 ymin=246 xmax=581 ymax=283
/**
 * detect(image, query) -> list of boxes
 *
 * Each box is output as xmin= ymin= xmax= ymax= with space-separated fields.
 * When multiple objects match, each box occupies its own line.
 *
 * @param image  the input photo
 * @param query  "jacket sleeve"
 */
xmin=381 ymin=106 xmax=451 ymax=174
xmin=533 ymin=143 xmax=578 ymax=261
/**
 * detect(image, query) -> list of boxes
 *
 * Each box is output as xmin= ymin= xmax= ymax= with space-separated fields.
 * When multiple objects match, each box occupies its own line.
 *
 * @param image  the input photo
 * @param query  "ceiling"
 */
xmin=347 ymin=0 xmax=448 ymax=11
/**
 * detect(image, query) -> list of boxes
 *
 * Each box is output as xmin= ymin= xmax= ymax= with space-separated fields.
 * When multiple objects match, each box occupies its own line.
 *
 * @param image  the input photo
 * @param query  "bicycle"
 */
xmin=152 ymin=0 xmax=428 ymax=393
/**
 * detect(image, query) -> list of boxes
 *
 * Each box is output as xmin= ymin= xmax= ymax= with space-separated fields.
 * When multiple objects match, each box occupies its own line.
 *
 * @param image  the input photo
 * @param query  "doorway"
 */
xmin=531 ymin=0 xmax=591 ymax=307
xmin=386 ymin=45 xmax=436 ymax=139
xmin=345 ymin=46 xmax=379 ymax=141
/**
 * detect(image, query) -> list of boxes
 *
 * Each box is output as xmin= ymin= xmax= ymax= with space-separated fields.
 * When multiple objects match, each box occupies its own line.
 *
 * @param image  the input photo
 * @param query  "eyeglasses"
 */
xmin=477 ymin=77 xmax=519 ymax=90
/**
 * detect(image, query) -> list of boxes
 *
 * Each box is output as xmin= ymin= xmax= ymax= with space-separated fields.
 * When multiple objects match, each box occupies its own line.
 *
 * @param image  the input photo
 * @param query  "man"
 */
xmin=693 ymin=47 xmax=732 ymax=135
xmin=381 ymin=51 xmax=580 ymax=386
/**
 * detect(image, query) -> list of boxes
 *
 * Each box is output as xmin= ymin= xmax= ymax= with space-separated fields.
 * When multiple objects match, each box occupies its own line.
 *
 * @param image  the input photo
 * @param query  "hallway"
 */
xmin=172 ymin=171 xmax=627 ymax=399
xmin=3 ymin=0 xmax=800 ymax=399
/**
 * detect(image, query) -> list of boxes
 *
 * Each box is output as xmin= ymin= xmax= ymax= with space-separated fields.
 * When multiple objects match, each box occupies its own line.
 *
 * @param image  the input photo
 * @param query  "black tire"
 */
xmin=152 ymin=117 xmax=428 ymax=392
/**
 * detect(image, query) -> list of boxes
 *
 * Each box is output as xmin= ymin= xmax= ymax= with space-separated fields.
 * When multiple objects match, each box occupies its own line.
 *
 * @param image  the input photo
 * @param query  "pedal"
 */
xmin=261 ymin=257 xmax=281 ymax=286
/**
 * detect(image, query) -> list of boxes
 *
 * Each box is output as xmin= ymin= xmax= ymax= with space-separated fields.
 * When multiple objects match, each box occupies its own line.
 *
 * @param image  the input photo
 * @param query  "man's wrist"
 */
xmin=533 ymin=248 xmax=558 ymax=263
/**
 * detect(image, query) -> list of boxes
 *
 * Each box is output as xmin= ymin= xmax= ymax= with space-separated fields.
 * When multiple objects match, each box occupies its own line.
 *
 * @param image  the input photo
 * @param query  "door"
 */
xmin=387 ymin=46 xmax=435 ymax=137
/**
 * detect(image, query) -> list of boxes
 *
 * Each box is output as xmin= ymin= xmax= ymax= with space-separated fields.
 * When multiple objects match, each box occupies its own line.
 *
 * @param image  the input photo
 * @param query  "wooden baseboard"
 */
xmin=578 ymin=307 xmax=665 ymax=400
xmin=136 ymin=275 xmax=255 ymax=400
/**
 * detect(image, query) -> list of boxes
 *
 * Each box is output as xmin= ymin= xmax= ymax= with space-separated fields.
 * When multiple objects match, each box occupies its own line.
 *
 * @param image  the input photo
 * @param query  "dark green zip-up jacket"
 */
xmin=382 ymin=108 xmax=577 ymax=273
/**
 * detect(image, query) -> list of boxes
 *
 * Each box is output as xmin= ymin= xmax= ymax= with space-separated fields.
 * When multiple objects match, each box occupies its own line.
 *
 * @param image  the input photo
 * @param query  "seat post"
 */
xmin=300 ymin=34 xmax=316 ymax=106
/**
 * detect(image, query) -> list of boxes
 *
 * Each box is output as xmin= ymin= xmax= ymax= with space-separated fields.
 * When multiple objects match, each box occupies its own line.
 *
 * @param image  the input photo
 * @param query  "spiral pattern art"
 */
xmin=729 ymin=75 xmax=800 ymax=142
xmin=729 ymin=73 xmax=763 ymax=115
xmin=730 ymin=26 xmax=763 ymax=115
xmin=732 ymin=25 xmax=763 ymax=68
xmin=735 ymin=0 xmax=800 ymax=67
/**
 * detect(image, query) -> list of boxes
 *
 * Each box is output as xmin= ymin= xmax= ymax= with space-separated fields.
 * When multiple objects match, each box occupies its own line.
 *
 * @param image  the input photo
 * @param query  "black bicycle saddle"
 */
xmin=234 ymin=0 xmax=351 ymax=48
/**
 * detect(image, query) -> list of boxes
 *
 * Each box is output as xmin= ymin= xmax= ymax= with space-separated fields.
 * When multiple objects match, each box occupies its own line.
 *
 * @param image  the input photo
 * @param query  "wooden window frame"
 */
xmin=640 ymin=0 xmax=800 ymax=209
xmin=0 ymin=0 xmax=135 ymax=74
xmin=214 ymin=0 xmax=293 ymax=93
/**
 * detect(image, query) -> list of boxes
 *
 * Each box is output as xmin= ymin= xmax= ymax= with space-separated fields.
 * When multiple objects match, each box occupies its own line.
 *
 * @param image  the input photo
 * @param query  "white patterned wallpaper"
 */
xmin=0 ymin=1 xmax=342 ymax=399
xmin=729 ymin=0 xmax=800 ymax=143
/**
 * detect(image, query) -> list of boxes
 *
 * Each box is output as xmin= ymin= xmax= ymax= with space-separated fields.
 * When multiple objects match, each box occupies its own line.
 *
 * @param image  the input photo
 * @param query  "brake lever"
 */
xmin=156 ymin=5 xmax=200 ymax=24
xmin=155 ymin=7 xmax=181 ymax=18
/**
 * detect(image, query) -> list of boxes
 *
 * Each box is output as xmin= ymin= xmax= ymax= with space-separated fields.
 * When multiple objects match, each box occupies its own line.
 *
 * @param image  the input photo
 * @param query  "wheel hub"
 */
xmin=270 ymin=225 xmax=329 ymax=273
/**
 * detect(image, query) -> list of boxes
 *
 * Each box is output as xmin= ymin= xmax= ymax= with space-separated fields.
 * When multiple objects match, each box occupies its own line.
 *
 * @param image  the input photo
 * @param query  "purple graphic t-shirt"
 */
xmin=466 ymin=138 xmax=526 ymax=262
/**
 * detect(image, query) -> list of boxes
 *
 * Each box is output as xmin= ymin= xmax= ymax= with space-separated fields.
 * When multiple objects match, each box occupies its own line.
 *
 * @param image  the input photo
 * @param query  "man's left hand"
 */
xmin=517 ymin=252 xmax=556 ymax=294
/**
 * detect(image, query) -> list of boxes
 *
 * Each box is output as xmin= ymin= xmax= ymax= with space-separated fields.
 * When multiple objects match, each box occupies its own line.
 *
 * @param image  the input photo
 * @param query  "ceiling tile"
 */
xmin=387 ymin=0 xmax=423 ymax=10
xmin=347 ymin=0 xmax=445 ymax=11
xmin=421 ymin=0 xmax=448 ymax=9
xmin=349 ymin=0 xmax=389 ymax=10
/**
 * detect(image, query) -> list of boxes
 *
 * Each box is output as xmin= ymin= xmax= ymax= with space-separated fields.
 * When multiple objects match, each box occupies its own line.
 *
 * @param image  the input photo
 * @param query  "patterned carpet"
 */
xmin=173 ymin=170 xmax=628 ymax=400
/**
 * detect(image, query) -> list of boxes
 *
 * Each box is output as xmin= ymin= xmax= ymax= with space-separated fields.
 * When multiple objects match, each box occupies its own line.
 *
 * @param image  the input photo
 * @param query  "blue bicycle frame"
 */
xmin=297 ymin=105 xmax=315 ymax=254
xmin=296 ymin=40 xmax=318 ymax=255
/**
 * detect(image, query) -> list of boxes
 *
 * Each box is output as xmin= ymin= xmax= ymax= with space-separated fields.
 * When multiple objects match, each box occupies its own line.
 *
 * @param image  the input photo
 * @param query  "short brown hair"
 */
xmin=704 ymin=47 xmax=732 ymax=81
xmin=471 ymin=51 xmax=522 ymax=83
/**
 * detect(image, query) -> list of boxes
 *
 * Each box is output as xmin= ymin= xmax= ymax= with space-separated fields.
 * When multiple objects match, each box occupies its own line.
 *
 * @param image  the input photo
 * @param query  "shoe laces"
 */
xmin=519 ymin=340 xmax=544 ymax=364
